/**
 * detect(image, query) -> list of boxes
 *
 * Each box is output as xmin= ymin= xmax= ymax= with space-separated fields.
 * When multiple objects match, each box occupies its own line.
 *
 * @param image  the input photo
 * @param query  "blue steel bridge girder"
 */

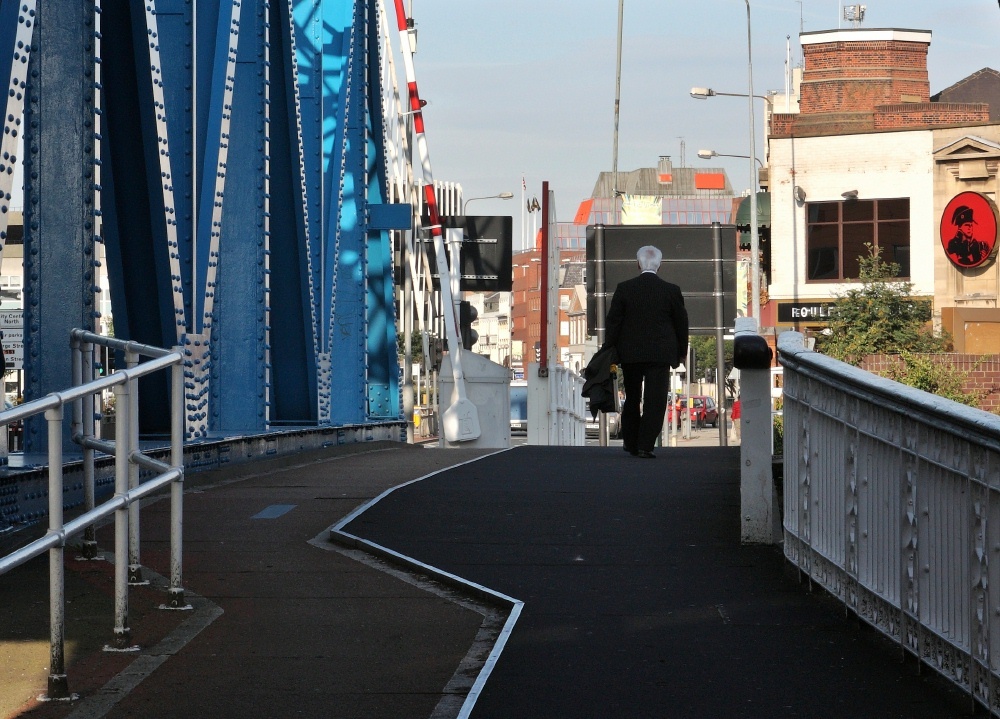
xmin=363 ymin=0 xmax=399 ymax=420
xmin=5 ymin=0 xmax=406 ymax=449
xmin=21 ymin=0 xmax=98 ymax=454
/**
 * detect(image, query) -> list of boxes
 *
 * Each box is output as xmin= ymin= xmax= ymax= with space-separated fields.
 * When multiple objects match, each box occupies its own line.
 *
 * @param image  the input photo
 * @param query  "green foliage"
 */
xmin=772 ymin=413 xmax=784 ymax=456
xmin=689 ymin=336 xmax=733 ymax=378
xmin=879 ymin=352 xmax=983 ymax=407
xmin=815 ymin=244 xmax=948 ymax=366
xmin=396 ymin=329 xmax=425 ymax=365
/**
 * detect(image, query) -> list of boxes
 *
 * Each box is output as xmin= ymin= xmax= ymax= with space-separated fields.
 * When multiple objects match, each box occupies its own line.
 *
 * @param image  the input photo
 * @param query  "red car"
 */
xmin=667 ymin=395 xmax=720 ymax=428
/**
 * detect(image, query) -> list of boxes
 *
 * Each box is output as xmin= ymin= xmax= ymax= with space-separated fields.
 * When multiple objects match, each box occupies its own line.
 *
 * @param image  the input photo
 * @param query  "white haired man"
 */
xmin=603 ymin=245 xmax=689 ymax=458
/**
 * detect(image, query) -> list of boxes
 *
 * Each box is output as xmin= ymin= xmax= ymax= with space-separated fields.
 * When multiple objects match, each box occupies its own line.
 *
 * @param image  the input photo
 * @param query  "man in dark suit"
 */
xmin=603 ymin=246 xmax=688 ymax=459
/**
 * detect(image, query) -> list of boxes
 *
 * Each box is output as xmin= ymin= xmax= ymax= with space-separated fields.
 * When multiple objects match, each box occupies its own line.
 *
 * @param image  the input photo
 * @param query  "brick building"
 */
xmin=766 ymin=28 xmax=1000 ymax=355
xmin=509 ymin=249 xmax=585 ymax=374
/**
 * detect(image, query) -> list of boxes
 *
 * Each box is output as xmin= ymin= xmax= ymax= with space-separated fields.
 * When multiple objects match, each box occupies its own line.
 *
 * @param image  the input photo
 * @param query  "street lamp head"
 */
xmin=463 ymin=191 xmax=515 ymax=214
xmin=690 ymin=87 xmax=714 ymax=99
xmin=697 ymin=149 xmax=718 ymax=160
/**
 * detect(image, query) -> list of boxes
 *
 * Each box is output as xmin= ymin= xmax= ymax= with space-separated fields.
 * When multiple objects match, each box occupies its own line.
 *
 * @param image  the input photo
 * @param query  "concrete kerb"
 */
xmin=321 ymin=447 xmax=524 ymax=719
xmin=64 ymin=555 xmax=223 ymax=719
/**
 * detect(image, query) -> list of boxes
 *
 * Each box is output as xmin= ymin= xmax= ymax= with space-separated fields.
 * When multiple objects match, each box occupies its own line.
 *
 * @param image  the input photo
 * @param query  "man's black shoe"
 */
xmin=623 ymin=446 xmax=638 ymax=456
xmin=636 ymin=450 xmax=656 ymax=459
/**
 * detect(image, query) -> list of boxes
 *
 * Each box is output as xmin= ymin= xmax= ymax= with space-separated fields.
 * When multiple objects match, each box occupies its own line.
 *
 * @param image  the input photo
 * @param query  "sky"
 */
xmin=8 ymin=1 xmax=999 ymax=243
xmin=403 ymin=0 xmax=1000 ymax=237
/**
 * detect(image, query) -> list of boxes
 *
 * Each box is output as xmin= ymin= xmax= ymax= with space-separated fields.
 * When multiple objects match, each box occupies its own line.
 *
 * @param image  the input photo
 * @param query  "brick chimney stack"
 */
xmin=771 ymin=29 xmax=989 ymax=137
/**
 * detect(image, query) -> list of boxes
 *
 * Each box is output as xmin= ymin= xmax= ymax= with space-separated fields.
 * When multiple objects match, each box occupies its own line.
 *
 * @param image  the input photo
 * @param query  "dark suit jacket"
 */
xmin=604 ymin=271 xmax=689 ymax=367
xmin=581 ymin=344 xmax=619 ymax=417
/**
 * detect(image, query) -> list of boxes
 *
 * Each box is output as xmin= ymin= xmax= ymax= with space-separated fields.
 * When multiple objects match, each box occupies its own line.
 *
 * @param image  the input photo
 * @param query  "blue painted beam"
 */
xmin=18 ymin=0 xmax=404 ymax=447
xmin=327 ymin=0 xmax=367 ymax=425
xmin=363 ymin=0 xmax=399 ymax=420
xmin=212 ymin=0 xmax=269 ymax=433
xmin=22 ymin=0 xmax=98 ymax=452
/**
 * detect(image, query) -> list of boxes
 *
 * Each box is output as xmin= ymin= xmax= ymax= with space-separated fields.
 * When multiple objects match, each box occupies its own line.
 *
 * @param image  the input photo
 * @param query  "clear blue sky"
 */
xmin=405 ymin=0 xmax=999 ymax=229
xmin=9 ymin=2 xmax=998 ymax=234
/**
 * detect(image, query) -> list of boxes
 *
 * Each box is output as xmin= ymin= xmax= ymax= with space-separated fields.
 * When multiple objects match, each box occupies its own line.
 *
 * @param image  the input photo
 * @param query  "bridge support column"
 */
xmin=734 ymin=317 xmax=781 ymax=544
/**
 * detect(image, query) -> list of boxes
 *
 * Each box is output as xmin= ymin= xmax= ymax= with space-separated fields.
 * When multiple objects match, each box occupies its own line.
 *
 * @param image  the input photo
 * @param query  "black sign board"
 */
xmin=777 ymin=301 xmax=837 ymax=324
xmin=585 ymin=224 xmax=738 ymax=335
xmin=417 ymin=216 xmax=513 ymax=292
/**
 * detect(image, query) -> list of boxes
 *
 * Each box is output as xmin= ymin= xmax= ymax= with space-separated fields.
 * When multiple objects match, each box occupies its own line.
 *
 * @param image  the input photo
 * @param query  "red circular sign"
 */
xmin=940 ymin=191 xmax=999 ymax=269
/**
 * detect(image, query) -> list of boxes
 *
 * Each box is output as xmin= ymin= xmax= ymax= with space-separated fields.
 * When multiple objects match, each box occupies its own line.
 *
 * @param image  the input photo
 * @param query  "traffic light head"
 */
xmin=458 ymin=301 xmax=479 ymax=350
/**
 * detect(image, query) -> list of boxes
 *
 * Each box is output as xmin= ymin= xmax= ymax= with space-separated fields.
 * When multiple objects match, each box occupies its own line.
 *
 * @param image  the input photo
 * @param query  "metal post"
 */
xmin=167 ymin=356 xmax=187 ymax=608
xmin=44 ymin=405 xmax=70 ymax=699
xmin=538 ymin=183 xmax=550 ymax=377
xmin=745 ymin=0 xmax=761 ymax=325
xmin=611 ymin=0 xmax=624 ymax=195
xmin=126 ymin=349 xmax=145 ymax=585
xmin=110 ymin=380 xmax=133 ymax=650
xmin=713 ymin=222 xmax=729 ymax=447
xmin=80 ymin=340 xmax=98 ymax=559
xmin=402 ymin=235 xmax=415 ymax=443
xmin=593 ymin=224 xmax=608 ymax=447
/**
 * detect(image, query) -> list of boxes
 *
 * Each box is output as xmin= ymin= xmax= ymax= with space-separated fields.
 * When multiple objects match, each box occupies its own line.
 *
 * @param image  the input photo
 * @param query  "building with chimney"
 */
xmin=765 ymin=28 xmax=1000 ymax=353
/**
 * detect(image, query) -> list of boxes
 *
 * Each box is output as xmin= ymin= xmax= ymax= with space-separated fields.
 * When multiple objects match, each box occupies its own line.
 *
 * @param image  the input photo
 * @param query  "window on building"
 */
xmin=806 ymin=198 xmax=910 ymax=281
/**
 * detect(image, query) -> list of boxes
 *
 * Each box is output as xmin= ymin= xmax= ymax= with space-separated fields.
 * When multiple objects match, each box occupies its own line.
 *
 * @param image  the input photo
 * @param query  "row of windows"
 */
xmin=584 ymin=210 xmax=733 ymax=226
xmin=806 ymin=199 xmax=910 ymax=281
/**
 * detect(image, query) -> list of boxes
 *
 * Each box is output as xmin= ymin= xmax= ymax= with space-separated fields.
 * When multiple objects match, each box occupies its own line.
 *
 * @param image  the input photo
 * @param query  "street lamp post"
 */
xmin=690 ymin=0 xmax=764 ymax=326
xmin=744 ymin=0 xmax=759 ymax=327
xmin=689 ymin=96 xmax=763 ymax=323
xmin=463 ymin=191 xmax=514 ymax=215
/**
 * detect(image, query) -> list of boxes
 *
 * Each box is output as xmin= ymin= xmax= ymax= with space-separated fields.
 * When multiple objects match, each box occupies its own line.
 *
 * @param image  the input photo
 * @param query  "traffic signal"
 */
xmin=458 ymin=300 xmax=478 ymax=350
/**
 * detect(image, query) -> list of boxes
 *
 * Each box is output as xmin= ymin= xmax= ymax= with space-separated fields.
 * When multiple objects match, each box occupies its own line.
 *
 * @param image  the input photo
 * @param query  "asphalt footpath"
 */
xmin=2 ymin=440 xmax=971 ymax=719
xmin=2 ymin=442 xmax=493 ymax=719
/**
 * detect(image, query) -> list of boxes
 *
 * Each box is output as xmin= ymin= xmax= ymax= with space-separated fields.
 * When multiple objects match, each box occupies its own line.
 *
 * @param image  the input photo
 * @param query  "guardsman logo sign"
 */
xmin=940 ymin=191 xmax=999 ymax=269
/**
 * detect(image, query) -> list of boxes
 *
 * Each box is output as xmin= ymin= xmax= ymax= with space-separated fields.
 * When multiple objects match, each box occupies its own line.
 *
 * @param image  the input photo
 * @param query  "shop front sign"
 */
xmin=940 ymin=191 xmax=999 ymax=269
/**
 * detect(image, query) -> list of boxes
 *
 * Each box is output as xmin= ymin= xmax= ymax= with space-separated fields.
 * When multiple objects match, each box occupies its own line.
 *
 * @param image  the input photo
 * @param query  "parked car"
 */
xmin=586 ymin=411 xmax=621 ymax=438
xmin=667 ymin=395 xmax=719 ymax=428
xmin=510 ymin=382 xmax=528 ymax=434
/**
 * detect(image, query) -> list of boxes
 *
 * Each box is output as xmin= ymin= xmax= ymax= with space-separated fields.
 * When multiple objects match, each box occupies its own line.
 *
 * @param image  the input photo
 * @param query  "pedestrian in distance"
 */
xmin=603 ymin=245 xmax=689 ymax=459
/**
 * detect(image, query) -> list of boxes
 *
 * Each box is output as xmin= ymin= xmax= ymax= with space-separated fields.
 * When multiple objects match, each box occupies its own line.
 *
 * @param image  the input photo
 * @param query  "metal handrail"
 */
xmin=0 ymin=329 xmax=185 ymax=701
xmin=778 ymin=330 xmax=1000 ymax=714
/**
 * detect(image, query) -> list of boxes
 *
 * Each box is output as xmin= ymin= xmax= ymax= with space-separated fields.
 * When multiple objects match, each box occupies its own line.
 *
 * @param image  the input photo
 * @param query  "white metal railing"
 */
xmin=550 ymin=365 xmax=586 ymax=446
xmin=0 ymin=329 xmax=185 ymax=701
xmin=526 ymin=363 xmax=586 ymax=446
xmin=778 ymin=331 xmax=1000 ymax=714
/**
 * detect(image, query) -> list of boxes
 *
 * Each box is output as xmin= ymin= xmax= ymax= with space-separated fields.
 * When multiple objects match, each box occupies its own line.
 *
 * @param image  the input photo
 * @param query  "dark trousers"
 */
xmin=620 ymin=362 xmax=670 ymax=452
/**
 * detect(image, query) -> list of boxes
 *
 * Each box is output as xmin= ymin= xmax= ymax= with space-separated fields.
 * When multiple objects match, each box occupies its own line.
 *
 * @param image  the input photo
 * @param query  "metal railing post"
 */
xmin=44 ymin=405 xmax=71 ymax=700
xmin=109 ymin=380 xmax=135 ymax=651
xmin=125 ymin=348 xmax=145 ymax=586
xmin=80 ymin=339 xmax=98 ymax=559
xmin=166 ymin=354 xmax=187 ymax=609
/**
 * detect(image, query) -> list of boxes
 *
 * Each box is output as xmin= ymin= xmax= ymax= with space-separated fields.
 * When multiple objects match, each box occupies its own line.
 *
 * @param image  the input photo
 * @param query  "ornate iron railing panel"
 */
xmin=780 ymin=331 xmax=1000 ymax=715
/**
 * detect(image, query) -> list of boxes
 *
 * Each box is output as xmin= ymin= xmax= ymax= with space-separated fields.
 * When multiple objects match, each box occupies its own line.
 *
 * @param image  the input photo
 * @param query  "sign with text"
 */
xmin=0 ymin=309 xmax=23 ymax=329
xmin=1 ymin=327 xmax=23 ymax=369
xmin=777 ymin=301 xmax=837 ymax=324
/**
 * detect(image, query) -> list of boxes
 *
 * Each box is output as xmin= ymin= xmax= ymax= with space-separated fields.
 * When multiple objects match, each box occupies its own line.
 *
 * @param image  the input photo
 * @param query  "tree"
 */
xmin=689 ymin=336 xmax=733 ymax=382
xmin=396 ymin=329 xmax=425 ymax=366
xmin=815 ymin=244 xmax=948 ymax=366
xmin=812 ymin=244 xmax=986 ymax=406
